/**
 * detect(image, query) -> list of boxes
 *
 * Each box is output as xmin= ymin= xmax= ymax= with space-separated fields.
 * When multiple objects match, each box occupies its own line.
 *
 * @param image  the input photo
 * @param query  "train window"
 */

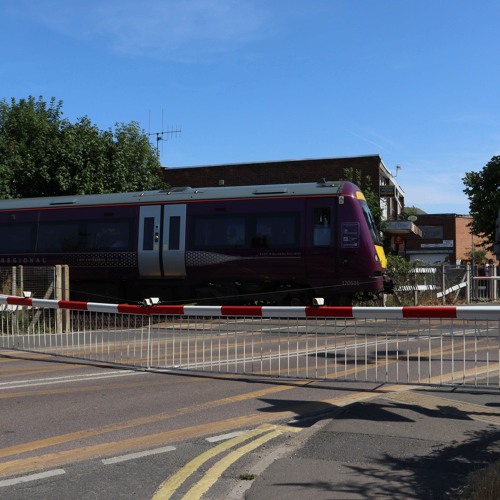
xmin=169 ymin=216 xmax=181 ymax=250
xmin=37 ymin=222 xmax=80 ymax=252
xmin=192 ymin=214 xmax=298 ymax=249
xmin=143 ymin=217 xmax=155 ymax=251
xmin=313 ymin=208 xmax=331 ymax=246
xmin=85 ymin=221 xmax=132 ymax=251
xmin=253 ymin=214 xmax=298 ymax=248
xmin=36 ymin=220 xmax=132 ymax=252
xmin=359 ymin=201 xmax=381 ymax=245
xmin=193 ymin=216 xmax=245 ymax=248
xmin=0 ymin=223 xmax=36 ymax=252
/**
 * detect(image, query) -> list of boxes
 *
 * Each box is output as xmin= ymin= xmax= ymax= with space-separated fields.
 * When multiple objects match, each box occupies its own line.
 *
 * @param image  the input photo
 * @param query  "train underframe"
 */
xmin=70 ymin=274 xmax=384 ymax=307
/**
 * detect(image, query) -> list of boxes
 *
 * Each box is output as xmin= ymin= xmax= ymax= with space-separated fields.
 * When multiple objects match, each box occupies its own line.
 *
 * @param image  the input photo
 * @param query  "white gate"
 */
xmin=1 ymin=295 xmax=499 ymax=389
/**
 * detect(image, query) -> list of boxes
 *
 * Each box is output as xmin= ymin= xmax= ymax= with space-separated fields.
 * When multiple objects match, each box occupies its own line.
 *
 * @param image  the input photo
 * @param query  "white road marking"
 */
xmin=0 ymin=370 xmax=142 ymax=390
xmin=102 ymin=446 xmax=176 ymax=465
xmin=206 ymin=430 xmax=249 ymax=443
xmin=0 ymin=469 xmax=66 ymax=488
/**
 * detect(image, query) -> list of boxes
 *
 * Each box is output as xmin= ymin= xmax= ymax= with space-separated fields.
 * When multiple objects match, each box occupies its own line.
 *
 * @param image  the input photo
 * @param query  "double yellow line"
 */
xmin=152 ymin=423 xmax=300 ymax=499
xmin=0 ymin=380 xmax=311 ymax=478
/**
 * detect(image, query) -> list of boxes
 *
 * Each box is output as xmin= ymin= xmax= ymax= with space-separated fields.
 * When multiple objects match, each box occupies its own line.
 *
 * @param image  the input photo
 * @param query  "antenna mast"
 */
xmin=148 ymin=127 xmax=181 ymax=159
xmin=148 ymin=110 xmax=181 ymax=160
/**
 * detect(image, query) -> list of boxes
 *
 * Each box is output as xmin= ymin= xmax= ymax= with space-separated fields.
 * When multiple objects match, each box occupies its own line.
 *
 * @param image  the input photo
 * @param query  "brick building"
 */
xmin=162 ymin=155 xmax=496 ymax=265
xmin=162 ymin=154 xmax=405 ymax=221
xmin=404 ymin=213 xmax=497 ymax=265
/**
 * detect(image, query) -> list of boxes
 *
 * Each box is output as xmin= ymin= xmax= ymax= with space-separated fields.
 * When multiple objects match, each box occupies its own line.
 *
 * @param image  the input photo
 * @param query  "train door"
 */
xmin=138 ymin=205 xmax=162 ymax=277
xmin=306 ymin=200 xmax=338 ymax=277
xmin=161 ymin=204 xmax=186 ymax=277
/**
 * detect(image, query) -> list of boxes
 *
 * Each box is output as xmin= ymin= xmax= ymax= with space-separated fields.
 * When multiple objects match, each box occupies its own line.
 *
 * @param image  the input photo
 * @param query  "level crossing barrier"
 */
xmin=1 ymin=294 xmax=499 ymax=389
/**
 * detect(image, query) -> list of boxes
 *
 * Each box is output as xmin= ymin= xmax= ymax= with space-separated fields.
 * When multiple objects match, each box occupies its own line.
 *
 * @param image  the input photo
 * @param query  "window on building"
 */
xmin=420 ymin=225 xmax=444 ymax=239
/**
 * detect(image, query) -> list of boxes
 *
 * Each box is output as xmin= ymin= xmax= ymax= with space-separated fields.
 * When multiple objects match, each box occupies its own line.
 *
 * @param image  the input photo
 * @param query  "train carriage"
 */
xmin=0 ymin=180 xmax=390 ymax=305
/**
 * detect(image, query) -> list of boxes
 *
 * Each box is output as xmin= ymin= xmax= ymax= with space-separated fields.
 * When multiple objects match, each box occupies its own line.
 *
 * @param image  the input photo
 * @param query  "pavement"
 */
xmin=238 ymin=386 xmax=500 ymax=500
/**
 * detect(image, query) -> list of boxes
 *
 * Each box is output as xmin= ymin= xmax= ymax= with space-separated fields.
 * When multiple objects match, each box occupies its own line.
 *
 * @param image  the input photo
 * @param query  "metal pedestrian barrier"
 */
xmin=1 ymin=294 xmax=499 ymax=389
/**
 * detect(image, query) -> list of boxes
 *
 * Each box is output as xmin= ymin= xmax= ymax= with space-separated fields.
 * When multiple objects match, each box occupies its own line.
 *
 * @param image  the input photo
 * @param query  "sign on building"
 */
xmin=379 ymin=185 xmax=395 ymax=197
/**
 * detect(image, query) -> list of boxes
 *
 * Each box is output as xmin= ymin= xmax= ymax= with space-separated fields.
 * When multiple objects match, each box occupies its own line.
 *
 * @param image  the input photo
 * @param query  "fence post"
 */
xmin=55 ymin=265 xmax=62 ymax=332
xmin=413 ymin=269 xmax=418 ymax=306
xmin=62 ymin=265 xmax=70 ymax=333
xmin=441 ymin=263 xmax=446 ymax=305
xmin=54 ymin=265 xmax=71 ymax=333
xmin=11 ymin=266 xmax=16 ymax=296
xmin=18 ymin=265 xmax=24 ymax=295
xmin=490 ymin=265 xmax=497 ymax=301
xmin=466 ymin=263 xmax=471 ymax=304
xmin=494 ymin=266 xmax=498 ymax=301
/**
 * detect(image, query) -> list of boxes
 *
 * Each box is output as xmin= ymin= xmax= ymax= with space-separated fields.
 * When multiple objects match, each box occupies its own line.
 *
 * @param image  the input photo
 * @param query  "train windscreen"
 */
xmin=359 ymin=201 xmax=381 ymax=245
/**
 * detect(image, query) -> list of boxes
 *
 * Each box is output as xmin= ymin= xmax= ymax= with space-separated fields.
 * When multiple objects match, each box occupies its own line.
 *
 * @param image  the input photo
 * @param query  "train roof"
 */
xmin=0 ymin=180 xmax=358 ymax=210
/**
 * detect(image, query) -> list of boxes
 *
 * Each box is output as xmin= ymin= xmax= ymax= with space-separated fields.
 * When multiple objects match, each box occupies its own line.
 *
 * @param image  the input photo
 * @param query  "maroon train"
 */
xmin=0 ymin=180 xmax=391 ymax=305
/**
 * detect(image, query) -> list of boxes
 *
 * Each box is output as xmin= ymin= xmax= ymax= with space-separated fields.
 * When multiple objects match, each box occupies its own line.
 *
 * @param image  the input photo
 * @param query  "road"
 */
xmin=1 ymin=313 xmax=498 ymax=499
xmin=0 ymin=349 xmax=394 ymax=499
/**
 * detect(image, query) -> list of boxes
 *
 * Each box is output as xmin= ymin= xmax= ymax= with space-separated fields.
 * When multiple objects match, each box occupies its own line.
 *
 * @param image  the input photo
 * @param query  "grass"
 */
xmin=239 ymin=473 xmax=256 ymax=481
xmin=459 ymin=461 xmax=500 ymax=500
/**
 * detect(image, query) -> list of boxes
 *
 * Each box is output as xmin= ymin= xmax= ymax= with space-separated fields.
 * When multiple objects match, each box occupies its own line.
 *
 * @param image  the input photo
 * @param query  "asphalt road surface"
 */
xmin=1 ymin=349 xmax=398 ymax=499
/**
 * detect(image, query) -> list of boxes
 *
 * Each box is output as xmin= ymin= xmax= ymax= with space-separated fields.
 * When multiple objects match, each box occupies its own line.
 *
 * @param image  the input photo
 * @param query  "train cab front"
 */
xmin=354 ymin=189 xmax=393 ymax=297
xmin=374 ymin=243 xmax=394 ymax=294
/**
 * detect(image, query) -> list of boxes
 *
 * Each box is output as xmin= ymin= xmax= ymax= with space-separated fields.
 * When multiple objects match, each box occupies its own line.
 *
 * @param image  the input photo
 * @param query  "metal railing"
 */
xmin=388 ymin=263 xmax=498 ymax=305
xmin=1 ymin=295 xmax=499 ymax=389
xmin=0 ymin=265 xmax=69 ymax=300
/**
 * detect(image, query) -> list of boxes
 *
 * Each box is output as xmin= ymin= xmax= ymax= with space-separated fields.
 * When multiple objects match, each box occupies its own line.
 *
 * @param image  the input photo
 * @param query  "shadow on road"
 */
xmin=254 ymin=393 xmax=500 ymax=498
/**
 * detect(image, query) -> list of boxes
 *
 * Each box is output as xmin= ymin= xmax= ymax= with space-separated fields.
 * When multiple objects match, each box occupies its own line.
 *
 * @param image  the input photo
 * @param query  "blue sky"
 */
xmin=1 ymin=0 xmax=499 ymax=214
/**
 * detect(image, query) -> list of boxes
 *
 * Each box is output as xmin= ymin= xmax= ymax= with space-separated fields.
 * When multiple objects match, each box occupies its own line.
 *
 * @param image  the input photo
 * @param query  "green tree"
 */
xmin=386 ymin=254 xmax=416 ymax=290
xmin=463 ymin=156 xmax=500 ymax=251
xmin=0 ymin=96 xmax=64 ymax=197
xmin=0 ymin=96 xmax=166 ymax=198
xmin=465 ymin=247 xmax=488 ymax=266
xmin=400 ymin=205 xmax=426 ymax=218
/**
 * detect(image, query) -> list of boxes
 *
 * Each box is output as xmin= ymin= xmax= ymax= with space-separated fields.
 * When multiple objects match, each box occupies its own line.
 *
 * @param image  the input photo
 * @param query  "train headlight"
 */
xmin=374 ymin=252 xmax=380 ymax=263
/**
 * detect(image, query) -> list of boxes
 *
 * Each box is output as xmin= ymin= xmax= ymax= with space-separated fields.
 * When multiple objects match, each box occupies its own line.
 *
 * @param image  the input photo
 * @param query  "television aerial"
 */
xmin=148 ymin=110 xmax=181 ymax=160
xmin=148 ymin=127 xmax=181 ymax=159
